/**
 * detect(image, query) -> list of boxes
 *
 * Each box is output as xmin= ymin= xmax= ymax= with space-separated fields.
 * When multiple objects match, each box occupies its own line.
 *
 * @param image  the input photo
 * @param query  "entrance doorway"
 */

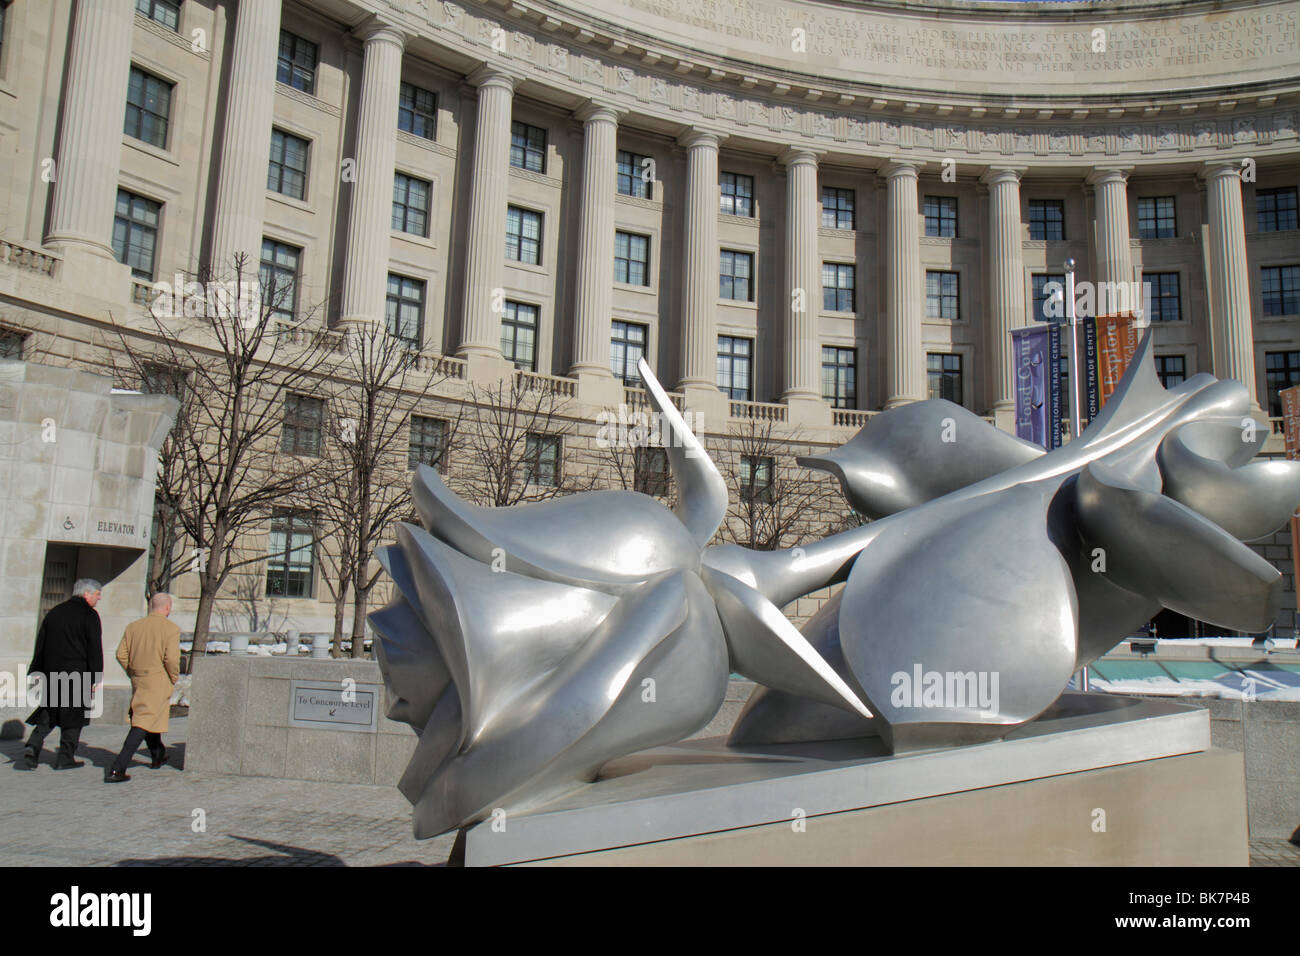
xmin=39 ymin=543 xmax=80 ymax=619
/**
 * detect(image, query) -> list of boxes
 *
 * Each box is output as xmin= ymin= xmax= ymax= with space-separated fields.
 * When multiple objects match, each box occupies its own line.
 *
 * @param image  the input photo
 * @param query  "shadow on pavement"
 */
xmin=114 ymin=835 xmax=347 ymax=867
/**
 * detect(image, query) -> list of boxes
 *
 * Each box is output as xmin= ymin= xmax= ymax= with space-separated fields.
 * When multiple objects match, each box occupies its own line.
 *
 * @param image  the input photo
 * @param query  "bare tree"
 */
xmin=214 ymin=575 xmax=290 ymax=636
xmin=591 ymin=403 xmax=676 ymax=504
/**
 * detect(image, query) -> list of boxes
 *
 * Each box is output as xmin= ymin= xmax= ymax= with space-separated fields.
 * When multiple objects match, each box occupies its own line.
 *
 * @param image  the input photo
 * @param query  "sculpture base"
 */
xmin=455 ymin=694 xmax=1248 ymax=866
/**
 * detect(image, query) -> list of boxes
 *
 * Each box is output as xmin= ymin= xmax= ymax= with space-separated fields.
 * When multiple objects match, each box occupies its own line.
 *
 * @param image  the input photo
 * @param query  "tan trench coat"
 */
xmin=115 ymin=613 xmax=181 ymax=733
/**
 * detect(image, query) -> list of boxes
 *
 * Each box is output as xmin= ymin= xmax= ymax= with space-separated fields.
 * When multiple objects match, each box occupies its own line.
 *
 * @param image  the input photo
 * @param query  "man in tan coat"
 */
xmin=106 ymin=592 xmax=181 ymax=783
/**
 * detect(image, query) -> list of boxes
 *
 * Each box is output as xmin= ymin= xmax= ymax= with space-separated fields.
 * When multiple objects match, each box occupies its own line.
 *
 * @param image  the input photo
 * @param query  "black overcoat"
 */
xmin=26 ymin=596 xmax=104 ymax=730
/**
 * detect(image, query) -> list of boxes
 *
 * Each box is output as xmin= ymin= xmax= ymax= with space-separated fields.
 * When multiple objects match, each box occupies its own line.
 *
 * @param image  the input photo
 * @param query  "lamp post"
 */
xmin=1064 ymin=258 xmax=1083 ymax=442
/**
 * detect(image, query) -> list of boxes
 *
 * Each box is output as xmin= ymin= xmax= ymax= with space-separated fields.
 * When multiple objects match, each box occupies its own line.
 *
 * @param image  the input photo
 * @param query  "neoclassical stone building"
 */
xmin=1 ymin=0 xmax=1299 ymax=637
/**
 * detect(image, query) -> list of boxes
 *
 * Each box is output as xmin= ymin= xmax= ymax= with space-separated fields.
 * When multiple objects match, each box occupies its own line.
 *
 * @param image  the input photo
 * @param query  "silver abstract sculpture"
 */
xmin=371 ymin=329 xmax=1300 ymax=837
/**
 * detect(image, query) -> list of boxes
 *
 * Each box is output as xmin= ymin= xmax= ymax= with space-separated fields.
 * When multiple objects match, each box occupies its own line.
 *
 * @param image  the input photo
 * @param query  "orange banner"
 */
xmin=1282 ymin=384 xmax=1300 ymax=613
xmin=1095 ymin=312 xmax=1141 ymax=407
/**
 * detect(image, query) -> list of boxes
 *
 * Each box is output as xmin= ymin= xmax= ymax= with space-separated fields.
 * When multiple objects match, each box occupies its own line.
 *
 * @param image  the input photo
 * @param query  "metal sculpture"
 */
xmin=371 ymin=329 xmax=1300 ymax=837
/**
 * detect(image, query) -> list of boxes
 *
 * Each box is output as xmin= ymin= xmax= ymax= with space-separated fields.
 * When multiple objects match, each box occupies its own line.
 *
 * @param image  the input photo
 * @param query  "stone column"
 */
xmin=1203 ymin=161 xmax=1260 ymax=408
xmin=458 ymin=66 xmax=516 ymax=361
xmin=44 ymin=0 xmax=136 ymax=258
xmin=339 ymin=23 xmax=406 ymax=328
xmin=570 ymin=101 xmax=622 ymax=381
xmin=882 ymin=161 xmax=925 ymax=407
xmin=780 ymin=147 xmax=822 ymax=404
xmin=1087 ymin=167 xmax=1134 ymax=293
xmin=678 ymin=130 xmax=721 ymax=392
xmin=209 ymin=0 xmax=283 ymax=277
xmin=981 ymin=167 xmax=1027 ymax=421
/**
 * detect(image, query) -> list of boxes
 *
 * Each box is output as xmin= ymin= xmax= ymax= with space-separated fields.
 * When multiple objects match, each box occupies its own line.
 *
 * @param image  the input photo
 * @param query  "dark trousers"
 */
xmin=25 ymin=711 xmax=82 ymax=765
xmin=111 ymin=726 xmax=165 ymax=774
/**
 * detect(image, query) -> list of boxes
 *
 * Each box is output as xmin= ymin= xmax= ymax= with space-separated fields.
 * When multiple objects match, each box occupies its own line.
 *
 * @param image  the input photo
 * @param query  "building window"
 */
xmin=927 ymin=353 xmax=963 ymax=405
xmin=1262 ymin=265 xmax=1300 ymax=317
xmin=1028 ymin=199 xmax=1065 ymax=240
xmin=524 ymin=434 xmax=561 ymax=487
xmin=136 ymin=0 xmax=180 ymax=31
xmin=610 ymin=320 xmax=647 ymax=386
xmin=739 ymin=455 xmax=774 ymax=503
xmin=112 ymin=189 xmax=161 ymax=281
xmin=821 ymin=346 xmax=856 ymax=409
xmin=1137 ymin=196 xmax=1177 ymax=239
xmin=720 ymin=250 xmax=754 ymax=302
xmin=268 ymin=129 xmax=309 ymax=200
xmin=1257 ymin=187 xmax=1299 ymax=233
xmin=0 ymin=327 xmax=27 ymax=359
xmin=408 ymin=415 xmax=448 ymax=471
xmin=385 ymin=273 xmax=424 ymax=347
xmin=634 ymin=446 xmax=670 ymax=498
xmin=926 ymin=271 xmax=960 ymax=320
xmin=276 ymin=30 xmax=318 ymax=95
xmin=124 ymin=67 xmax=173 ymax=149
xmin=822 ymin=263 xmax=855 ymax=312
xmin=720 ymin=172 xmax=754 ymax=217
xmin=505 ymin=206 xmax=542 ymax=265
xmin=398 ymin=82 xmax=436 ymax=140
xmin=510 ymin=121 xmax=546 ymax=173
xmin=259 ymin=239 xmax=300 ymax=322
xmin=617 ymin=151 xmax=652 ymax=199
xmin=1145 ymin=272 xmax=1181 ymax=322
xmin=501 ymin=301 xmax=537 ymax=371
xmin=1266 ymin=351 xmax=1300 ymax=417
xmin=1156 ymin=355 xmax=1186 ymax=389
xmin=717 ymin=335 xmax=753 ymax=401
xmin=266 ymin=511 xmax=314 ymax=597
xmin=141 ymin=362 xmax=186 ymax=399
xmin=1031 ymin=273 xmax=1065 ymax=323
xmin=923 ymin=196 xmax=958 ymax=238
xmin=821 ymin=187 xmax=855 ymax=230
xmin=392 ymin=172 xmax=431 ymax=237
xmin=614 ymin=231 xmax=650 ymax=287
xmin=280 ymin=394 xmax=324 ymax=457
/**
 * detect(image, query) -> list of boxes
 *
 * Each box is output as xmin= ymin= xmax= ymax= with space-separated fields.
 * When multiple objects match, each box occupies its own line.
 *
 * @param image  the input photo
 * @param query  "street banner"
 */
xmin=1281 ymin=384 xmax=1300 ymax=613
xmin=1096 ymin=312 xmax=1141 ymax=407
xmin=1011 ymin=324 xmax=1062 ymax=451
xmin=1081 ymin=315 xmax=1100 ymax=425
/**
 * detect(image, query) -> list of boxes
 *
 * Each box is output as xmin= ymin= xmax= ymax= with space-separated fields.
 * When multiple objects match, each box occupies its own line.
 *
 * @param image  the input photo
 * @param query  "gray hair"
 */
xmin=72 ymin=578 xmax=103 ymax=597
xmin=150 ymin=592 xmax=173 ymax=611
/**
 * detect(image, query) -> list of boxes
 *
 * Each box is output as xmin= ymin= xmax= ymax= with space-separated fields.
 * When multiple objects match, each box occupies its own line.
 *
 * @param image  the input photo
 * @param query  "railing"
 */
xmin=422 ymin=353 xmax=467 ymax=379
xmin=831 ymin=408 xmax=875 ymax=428
xmin=515 ymin=368 xmax=578 ymax=397
xmin=623 ymin=385 xmax=686 ymax=412
xmin=131 ymin=279 xmax=155 ymax=307
xmin=0 ymin=238 xmax=60 ymax=278
xmin=729 ymin=399 xmax=788 ymax=422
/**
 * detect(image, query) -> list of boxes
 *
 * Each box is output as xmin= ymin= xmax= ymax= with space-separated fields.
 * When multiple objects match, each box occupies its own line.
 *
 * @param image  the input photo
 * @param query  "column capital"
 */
xmin=354 ymin=16 xmax=406 ymax=48
xmin=575 ymin=98 xmax=624 ymax=125
xmin=880 ymin=159 xmax=920 ymax=181
xmin=677 ymin=128 xmax=724 ymax=151
xmin=979 ymin=165 xmax=1026 ymax=186
xmin=1200 ymin=159 xmax=1248 ymax=183
xmin=777 ymin=145 xmax=823 ymax=168
xmin=1085 ymin=166 xmax=1133 ymax=186
xmin=466 ymin=63 xmax=518 ymax=93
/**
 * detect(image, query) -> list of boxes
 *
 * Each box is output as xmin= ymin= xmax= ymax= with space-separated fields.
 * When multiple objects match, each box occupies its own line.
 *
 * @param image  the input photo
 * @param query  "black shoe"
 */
xmin=19 ymin=749 xmax=39 ymax=770
xmin=105 ymin=769 xmax=130 ymax=783
xmin=52 ymin=759 xmax=85 ymax=770
xmin=150 ymin=751 xmax=167 ymax=769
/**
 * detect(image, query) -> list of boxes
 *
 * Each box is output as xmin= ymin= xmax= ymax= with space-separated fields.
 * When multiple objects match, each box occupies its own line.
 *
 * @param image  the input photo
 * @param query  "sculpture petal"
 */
xmin=367 ymin=589 xmax=450 ymax=730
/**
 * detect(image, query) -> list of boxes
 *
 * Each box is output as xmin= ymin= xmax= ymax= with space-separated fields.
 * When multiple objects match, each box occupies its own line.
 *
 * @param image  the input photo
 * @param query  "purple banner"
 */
xmin=1012 ymin=324 xmax=1061 ymax=451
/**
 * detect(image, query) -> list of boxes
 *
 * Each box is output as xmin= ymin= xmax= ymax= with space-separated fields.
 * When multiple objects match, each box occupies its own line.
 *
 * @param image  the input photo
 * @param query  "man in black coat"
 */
xmin=22 ymin=579 xmax=104 ymax=770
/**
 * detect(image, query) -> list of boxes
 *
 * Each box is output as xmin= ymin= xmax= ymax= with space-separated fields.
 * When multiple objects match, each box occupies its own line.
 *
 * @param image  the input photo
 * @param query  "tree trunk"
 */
xmin=331 ymin=578 xmax=350 ymax=659
xmin=192 ymin=586 xmax=217 ymax=654
xmin=350 ymin=585 xmax=368 ymax=659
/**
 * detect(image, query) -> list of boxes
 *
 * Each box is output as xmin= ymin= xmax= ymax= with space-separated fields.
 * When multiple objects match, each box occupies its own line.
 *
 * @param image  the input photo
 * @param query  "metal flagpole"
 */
xmin=1065 ymin=258 xmax=1090 ymax=692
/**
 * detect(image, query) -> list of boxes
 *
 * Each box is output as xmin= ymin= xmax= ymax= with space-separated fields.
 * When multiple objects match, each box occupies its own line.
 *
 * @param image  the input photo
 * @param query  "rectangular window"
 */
xmin=136 ymin=0 xmax=180 ymax=31
xmin=125 ymin=66 xmax=173 ymax=149
xmin=505 ymin=206 xmax=542 ymax=265
xmin=525 ymin=434 xmax=561 ymax=487
xmin=822 ymin=263 xmax=855 ymax=312
xmin=923 ymin=196 xmax=958 ymax=238
xmin=1031 ymin=273 xmax=1065 ymax=323
xmin=1156 ymin=355 xmax=1186 ymax=390
xmin=398 ymin=82 xmax=436 ymax=140
xmin=259 ymin=238 xmax=301 ymax=322
xmin=280 ymin=393 xmax=324 ymax=458
xmin=268 ymin=129 xmax=309 ymax=200
xmin=717 ymin=335 xmax=753 ymax=401
xmin=1262 ymin=265 xmax=1300 ymax=317
xmin=821 ymin=187 xmax=855 ymax=230
xmin=392 ymin=172 xmax=431 ymax=237
xmin=617 ymin=151 xmax=652 ymax=200
xmin=386 ymin=273 xmax=425 ymax=346
xmin=1137 ymin=196 xmax=1177 ymax=239
xmin=821 ymin=346 xmax=856 ymax=409
xmin=614 ymin=231 xmax=650 ymax=287
xmin=1028 ymin=199 xmax=1065 ymax=241
xmin=1266 ymin=351 xmax=1300 ymax=417
xmin=720 ymin=250 xmax=754 ymax=302
xmin=1145 ymin=272 xmax=1181 ymax=322
xmin=408 ymin=415 xmax=448 ymax=471
xmin=141 ymin=362 xmax=186 ymax=400
xmin=610 ymin=320 xmax=647 ymax=385
xmin=927 ymin=353 xmax=963 ymax=405
xmin=266 ymin=510 xmax=314 ymax=597
xmin=926 ymin=271 xmax=960 ymax=320
xmin=510 ymin=121 xmax=546 ymax=173
xmin=1257 ymin=187 xmax=1299 ymax=233
xmin=276 ymin=30 xmax=318 ymax=95
xmin=739 ymin=455 xmax=774 ymax=503
xmin=501 ymin=301 xmax=538 ymax=371
xmin=112 ymin=189 xmax=161 ymax=281
xmin=720 ymin=172 xmax=754 ymax=217
xmin=0 ymin=327 xmax=27 ymax=359
xmin=634 ymin=446 xmax=670 ymax=498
